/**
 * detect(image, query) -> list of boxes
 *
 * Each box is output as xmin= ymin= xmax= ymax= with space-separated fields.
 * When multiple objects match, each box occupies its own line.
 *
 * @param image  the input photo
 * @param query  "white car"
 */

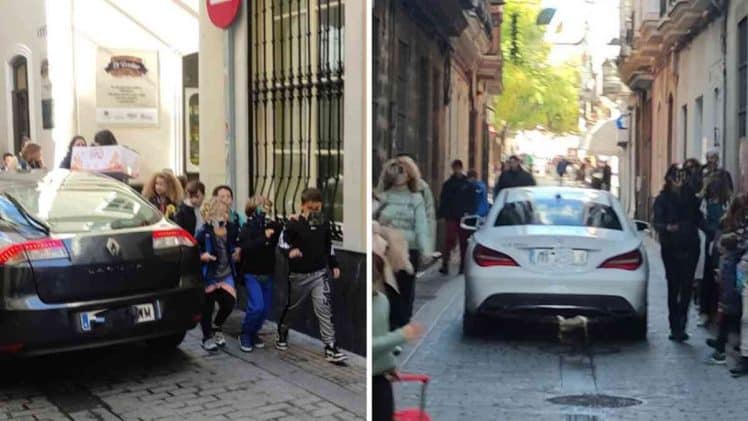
xmin=462 ymin=186 xmax=649 ymax=340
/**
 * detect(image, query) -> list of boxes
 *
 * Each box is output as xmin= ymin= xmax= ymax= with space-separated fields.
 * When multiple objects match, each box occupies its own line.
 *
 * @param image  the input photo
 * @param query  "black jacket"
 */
xmin=493 ymin=169 xmax=536 ymax=198
xmin=149 ymin=196 xmax=176 ymax=217
xmin=174 ymin=202 xmax=198 ymax=235
xmin=282 ymin=217 xmax=339 ymax=273
xmin=653 ymin=187 xmax=710 ymax=250
xmin=239 ymin=214 xmax=282 ymax=275
xmin=438 ymin=174 xmax=475 ymax=219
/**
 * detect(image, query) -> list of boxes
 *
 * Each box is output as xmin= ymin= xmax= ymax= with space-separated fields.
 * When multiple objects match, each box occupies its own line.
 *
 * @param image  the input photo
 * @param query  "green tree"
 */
xmin=495 ymin=0 xmax=580 ymax=134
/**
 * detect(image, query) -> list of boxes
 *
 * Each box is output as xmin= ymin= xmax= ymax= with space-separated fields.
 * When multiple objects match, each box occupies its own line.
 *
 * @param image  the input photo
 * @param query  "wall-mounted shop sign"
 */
xmin=96 ymin=48 xmax=159 ymax=126
xmin=207 ymin=0 xmax=241 ymax=29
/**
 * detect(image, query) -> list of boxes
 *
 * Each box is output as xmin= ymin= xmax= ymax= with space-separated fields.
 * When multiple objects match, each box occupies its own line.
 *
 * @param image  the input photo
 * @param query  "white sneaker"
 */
xmin=325 ymin=343 xmax=347 ymax=363
xmin=202 ymin=337 xmax=219 ymax=351
xmin=214 ymin=331 xmax=226 ymax=347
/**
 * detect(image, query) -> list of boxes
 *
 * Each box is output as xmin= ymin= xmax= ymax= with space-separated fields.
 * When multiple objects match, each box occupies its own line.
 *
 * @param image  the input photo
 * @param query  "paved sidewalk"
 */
xmin=0 ymin=310 xmax=365 ymax=421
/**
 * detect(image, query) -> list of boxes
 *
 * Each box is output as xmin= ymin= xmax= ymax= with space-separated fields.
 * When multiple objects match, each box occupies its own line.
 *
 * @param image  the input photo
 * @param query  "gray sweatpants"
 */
xmin=278 ymin=269 xmax=336 ymax=345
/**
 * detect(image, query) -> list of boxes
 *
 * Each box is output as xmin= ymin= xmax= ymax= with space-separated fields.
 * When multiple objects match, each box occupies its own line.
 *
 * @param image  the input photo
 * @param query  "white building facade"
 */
xmin=0 ymin=0 xmax=199 ymax=182
xmin=619 ymin=0 xmax=731 ymax=220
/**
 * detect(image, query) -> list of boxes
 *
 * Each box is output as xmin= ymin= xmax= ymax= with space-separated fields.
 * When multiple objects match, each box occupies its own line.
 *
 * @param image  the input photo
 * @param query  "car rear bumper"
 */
xmin=465 ymin=270 xmax=647 ymax=318
xmin=474 ymin=293 xmax=639 ymax=321
xmin=0 ymin=287 xmax=203 ymax=357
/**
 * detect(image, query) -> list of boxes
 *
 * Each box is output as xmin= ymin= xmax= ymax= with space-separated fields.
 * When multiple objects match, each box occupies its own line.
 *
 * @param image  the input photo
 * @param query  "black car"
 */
xmin=0 ymin=170 xmax=203 ymax=357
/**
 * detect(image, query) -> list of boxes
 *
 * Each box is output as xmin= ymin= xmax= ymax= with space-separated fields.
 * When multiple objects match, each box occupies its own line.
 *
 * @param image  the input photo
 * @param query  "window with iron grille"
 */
xmin=249 ymin=0 xmax=344 ymax=240
xmin=739 ymin=18 xmax=747 ymax=138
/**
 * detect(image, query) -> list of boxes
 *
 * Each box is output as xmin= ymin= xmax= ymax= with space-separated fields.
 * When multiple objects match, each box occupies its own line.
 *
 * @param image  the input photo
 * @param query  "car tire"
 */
xmin=463 ymin=310 xmax=484 ymax=337
xmin=146 ymin=331 xmax=187 ymax=351
xmin=625 ymin=314 xmax=647 ymax=341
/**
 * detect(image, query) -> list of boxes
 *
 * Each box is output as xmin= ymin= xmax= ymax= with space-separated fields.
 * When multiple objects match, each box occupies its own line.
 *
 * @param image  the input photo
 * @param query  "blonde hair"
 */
xmin=201 ymin=197 xmax=229 ymax=221
xmin=142 ymin=171 xmax=184 ymax=204
xmin=245 ymin=195 xmax=272 ymax=217
xmin=379 ymin=158 xmax=419 ymax=192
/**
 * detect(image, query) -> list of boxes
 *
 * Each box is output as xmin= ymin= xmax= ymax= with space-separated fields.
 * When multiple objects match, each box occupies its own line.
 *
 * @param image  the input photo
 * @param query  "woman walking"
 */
xmin=654 ymin=164 xmax=712 ymax=341
xmin=375 ymin=158 xmax=433 ymax=329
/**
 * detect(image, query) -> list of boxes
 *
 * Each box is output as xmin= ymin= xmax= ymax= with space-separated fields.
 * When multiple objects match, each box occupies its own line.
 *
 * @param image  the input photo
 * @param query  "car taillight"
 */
xmin=599 ymin=250 xmax=643 ymax=270
xmin=473 ymin=244 xmax=519 ymax=267
xmin=0 ymin=343 xmax=24 ymax=353
xmin=0 ymin=239 xmax=69 ymax=266
xmin=153 ymin=228 xmax=197 ymax=249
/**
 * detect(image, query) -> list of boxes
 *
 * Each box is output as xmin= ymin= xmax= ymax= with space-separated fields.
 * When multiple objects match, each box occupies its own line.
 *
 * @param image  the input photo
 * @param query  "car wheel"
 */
xmin=463 ymin=310 xmax=484 ymax=337
xmin=146 ymin=331 xmax=187 ymax=351
xmin=625 ymin=314 xmax=647 ymax=341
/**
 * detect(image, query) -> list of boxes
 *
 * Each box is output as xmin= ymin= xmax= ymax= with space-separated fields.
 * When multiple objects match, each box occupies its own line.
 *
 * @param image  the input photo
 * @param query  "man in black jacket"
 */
xmin=493 ymin=155 xmax=536 ymax=199
xmin=438 ymin=160 xmax=475 ymax=275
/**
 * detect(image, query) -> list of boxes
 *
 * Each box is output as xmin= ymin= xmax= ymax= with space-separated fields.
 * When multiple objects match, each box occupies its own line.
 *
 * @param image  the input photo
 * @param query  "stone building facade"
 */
xmin=372 ymin=0 xmax=503 ymax=191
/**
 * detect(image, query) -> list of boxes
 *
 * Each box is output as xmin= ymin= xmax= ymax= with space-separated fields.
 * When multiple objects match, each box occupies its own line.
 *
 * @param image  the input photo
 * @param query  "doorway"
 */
xmin=10 ymin=55 xmax=30 ymax=154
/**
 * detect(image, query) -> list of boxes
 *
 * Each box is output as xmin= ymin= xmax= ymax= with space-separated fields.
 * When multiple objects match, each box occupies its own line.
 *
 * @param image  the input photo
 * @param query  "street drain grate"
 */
xmin=548 ymin=394 xmax=642 ymax=408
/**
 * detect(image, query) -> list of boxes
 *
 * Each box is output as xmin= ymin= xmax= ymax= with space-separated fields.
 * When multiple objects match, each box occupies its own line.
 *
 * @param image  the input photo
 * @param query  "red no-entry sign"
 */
xmin=207 ymin=0 xmax=241 ymax=29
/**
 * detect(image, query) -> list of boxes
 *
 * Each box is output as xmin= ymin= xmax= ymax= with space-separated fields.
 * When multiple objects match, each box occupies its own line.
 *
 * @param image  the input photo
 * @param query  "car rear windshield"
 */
xmin=3 ymin=181 xmax=161 ymax=234
xmin=495 ymin=198 xmax=623 ymax=230
xmin=0 ymin=195 xmax=47 ymax=234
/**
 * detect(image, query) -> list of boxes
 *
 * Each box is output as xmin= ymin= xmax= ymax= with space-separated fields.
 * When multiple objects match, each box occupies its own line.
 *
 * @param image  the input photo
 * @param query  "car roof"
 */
xmin=503 ymin=186 xmax=614 ymax=206
xmin=0 ymin=169 xmax=122 ymax=191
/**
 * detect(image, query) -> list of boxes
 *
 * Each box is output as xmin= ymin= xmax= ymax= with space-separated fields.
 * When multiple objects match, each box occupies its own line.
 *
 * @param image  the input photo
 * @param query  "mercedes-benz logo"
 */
xmin=106 ymin=238 xmax=121 ymax=257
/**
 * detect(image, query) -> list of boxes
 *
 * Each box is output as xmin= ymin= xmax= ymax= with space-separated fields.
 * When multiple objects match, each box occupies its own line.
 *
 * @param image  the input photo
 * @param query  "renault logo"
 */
xmin=106 ymin=238 xmax=121 ymax=257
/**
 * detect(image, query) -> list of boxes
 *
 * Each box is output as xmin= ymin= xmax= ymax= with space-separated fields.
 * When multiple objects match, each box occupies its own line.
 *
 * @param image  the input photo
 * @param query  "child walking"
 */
xmin=277 ymin=188 xmax=346 ymax=363
xmin=174 ymin=180 xmax=206 ymax=235
xmin=705 ymin=195 xmax=748 ymax=364
xmin=195 ymin=197 xmax=238 ymax=351
xmin=143 ymin=171 xmax=183 ymax=220
xmin=237 ymin=196 xmax=282 ymax=352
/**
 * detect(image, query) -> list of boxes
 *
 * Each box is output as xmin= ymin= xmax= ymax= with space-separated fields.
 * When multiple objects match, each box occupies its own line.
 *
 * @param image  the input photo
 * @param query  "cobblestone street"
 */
xmin=397 ymin=237 xmax=748 ymax=420
xmin=0 ymin=314 xmax=365 ymax=421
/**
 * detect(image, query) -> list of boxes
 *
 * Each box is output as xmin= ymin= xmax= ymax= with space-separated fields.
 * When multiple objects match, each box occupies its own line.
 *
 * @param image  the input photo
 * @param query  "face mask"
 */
xmin=395 ymin=173 xmax=409 ymax=186
xmin=255 ymin=207 xmax=265 ymax=216
xmin=307 ymin=211 xmax=324 ymax=226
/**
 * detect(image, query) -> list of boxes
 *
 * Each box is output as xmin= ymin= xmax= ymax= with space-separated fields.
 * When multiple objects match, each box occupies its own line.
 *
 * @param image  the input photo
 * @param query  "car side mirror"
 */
xmin=634 ymin=220 xmax=650 ymax=232
xmin=460 ymin=215 xmax=483 ymax=231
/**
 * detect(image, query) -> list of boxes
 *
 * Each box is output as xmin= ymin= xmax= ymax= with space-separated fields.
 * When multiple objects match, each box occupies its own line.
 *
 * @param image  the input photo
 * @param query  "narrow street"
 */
xmin=397 ymin=238 xmax=748 ymax=420
xmin=0 ymin=314 xmax=366 ymax=421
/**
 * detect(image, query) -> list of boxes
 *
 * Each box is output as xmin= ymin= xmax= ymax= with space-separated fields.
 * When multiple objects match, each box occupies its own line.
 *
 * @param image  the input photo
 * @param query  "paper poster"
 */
xmin=96 ymin=48 xmax=159 ymax=125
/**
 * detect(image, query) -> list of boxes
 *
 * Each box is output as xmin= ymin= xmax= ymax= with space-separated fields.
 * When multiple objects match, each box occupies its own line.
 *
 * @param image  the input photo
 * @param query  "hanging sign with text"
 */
xmin=96 ymin=48 xmax=159 ymax=126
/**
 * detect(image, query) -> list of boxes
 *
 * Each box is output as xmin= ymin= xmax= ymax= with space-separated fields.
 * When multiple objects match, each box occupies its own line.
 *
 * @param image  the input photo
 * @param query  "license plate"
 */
xmin=134 ymin=304 xmax=156 ymax=323
xmin=533 ymin=249 xmax=588 ymax=266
